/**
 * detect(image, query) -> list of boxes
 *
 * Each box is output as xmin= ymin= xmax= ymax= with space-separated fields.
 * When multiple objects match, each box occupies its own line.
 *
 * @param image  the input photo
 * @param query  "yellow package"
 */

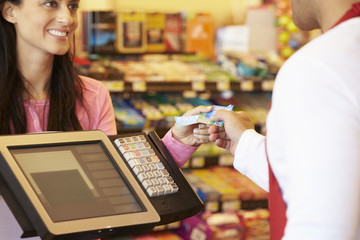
xmin=116 ymin=12 xmax=147 ymax=53
xmin=146 ymin=13 xmax=166 ymax=52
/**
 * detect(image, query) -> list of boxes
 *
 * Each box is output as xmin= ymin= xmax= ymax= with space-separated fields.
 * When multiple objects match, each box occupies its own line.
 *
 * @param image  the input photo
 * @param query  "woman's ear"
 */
xmin=1 ymin=2 xmax=17 ymax=24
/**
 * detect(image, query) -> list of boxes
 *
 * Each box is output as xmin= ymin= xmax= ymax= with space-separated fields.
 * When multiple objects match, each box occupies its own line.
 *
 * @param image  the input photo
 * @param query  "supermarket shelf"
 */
xmin=241 ymin=199 xmax=268 ymax=210
xmin=103 ymin=79 xmax=274 ymax=93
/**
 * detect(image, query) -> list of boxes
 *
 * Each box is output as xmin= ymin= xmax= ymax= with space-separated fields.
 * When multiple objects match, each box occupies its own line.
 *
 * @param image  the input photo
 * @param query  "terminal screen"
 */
xmin=9 ymin=141 xmax=145 ymax=222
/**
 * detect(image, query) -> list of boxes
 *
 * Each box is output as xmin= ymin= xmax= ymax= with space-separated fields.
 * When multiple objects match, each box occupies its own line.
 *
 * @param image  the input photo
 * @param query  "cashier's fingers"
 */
xmin=209 ymin=131 xmax=229 ymax=142
xmin=208 ymin=125 xmax=229 ymax=141
xmin=208 ymin=125 xmax=222 ymax=134
xmin=214 ymin=138 xmax=232 ymax=150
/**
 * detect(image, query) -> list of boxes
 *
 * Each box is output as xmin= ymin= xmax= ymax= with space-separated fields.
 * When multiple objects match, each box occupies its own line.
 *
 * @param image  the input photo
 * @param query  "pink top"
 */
xmin=23 ymin=76 xmax=117 ymax=135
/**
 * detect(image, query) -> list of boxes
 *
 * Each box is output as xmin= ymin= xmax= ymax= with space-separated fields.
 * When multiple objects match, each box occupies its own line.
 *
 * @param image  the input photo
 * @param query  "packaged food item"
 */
xmin=164 ymin=13 xmax=183 ymax=52
xmin=146 ymin=13 xmax=166 ymax=52
xmin=117 ymin=12 xmax=147 ymax=53
xmin=177 ymin=211 xmax=247 ymax=240
xmin=83 ymin=11 xmax=117 ymax=54
xmin=186 ymin=13 xmax=215 ymax=57
xmin=239 ymin=209 xmax=270 ymax=240
xmin=111 ymin=97 xmax=146 ymax=130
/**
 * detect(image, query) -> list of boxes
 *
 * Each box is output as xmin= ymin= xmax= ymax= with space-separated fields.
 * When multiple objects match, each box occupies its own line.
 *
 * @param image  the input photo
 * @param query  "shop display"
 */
xmin=185 ymin=167 xmax=268 ymax=212
xmin=117 ymin=12 xmax=148 ymax=53
xmin=177 ymin=211 xmax=247 ymax=240
xmin=76 ymin=56 xmax=261 ymax=83
xmin=183 ymin=167 xmax=268 ymax=213
xmin=76 ymin=3 xmax=277 ymax=240
xmin=239 ymin=209 xmax=270 ymax=240
xmin=164 ymin=13 xmax=183 ymax=52
xmin=186 ymin=13 xmax=215 ymax=57
xmin=275 ymin=0 xmax=307 ymax=59
xmin=83 ymin=11 xmax=117 ymax=54
xmin=146 ymin=13 xmax=166 ymax=52
xmin=112 ymin=97 xmax=146 ymax=130
xmin=110 ymin=91 xmax=269 ymax=134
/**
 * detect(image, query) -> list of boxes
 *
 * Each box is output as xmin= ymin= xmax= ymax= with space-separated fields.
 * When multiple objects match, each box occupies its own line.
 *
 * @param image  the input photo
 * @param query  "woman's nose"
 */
xmin=56 ymin=6 xmax=74 ymax=26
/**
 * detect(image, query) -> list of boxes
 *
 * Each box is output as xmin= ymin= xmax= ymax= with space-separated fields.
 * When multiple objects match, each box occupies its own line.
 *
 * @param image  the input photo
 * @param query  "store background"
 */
xmin=80 ymin=0 xmax=262 ymax=27
xmin=72 ymin=0 xmax=312 ymax=239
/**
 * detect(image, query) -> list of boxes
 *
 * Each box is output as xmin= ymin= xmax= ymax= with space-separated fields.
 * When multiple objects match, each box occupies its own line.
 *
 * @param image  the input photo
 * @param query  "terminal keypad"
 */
xmin=114 ymin=135 xmax=179 ymax=197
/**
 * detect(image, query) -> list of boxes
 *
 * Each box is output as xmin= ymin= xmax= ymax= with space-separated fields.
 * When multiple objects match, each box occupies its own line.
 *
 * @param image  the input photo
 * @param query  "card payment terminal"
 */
xmin=0 ymin=130 xmax=203 ymax=240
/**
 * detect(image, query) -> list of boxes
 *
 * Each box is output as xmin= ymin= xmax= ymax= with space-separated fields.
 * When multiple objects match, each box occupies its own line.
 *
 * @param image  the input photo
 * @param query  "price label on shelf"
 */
xmin=191 ymin=157 xmax=205 ymax=168
xmin=183 ymin=90 xmax=198 ymax=98
xmin=103 ymin=81 xmax=125 ymax=92
xmin=219 ymin=155 xmax=234 ymax=166
xmin=222 ymin=200 xmax=241 ymax=211
xmin=192 ymin=81 xmax=206 ymax=91
xmin=240 ymin=80 xmax=254 ymax=91
xmin=205 ymin=201 xmax=220 ymax=212
xmin=132 ymin=81 xmax=147 ymax=92
xmin=261 ymin=80 xmax=274 ymax=91
xmin=216 ymin=81 xmax=230 ymax=91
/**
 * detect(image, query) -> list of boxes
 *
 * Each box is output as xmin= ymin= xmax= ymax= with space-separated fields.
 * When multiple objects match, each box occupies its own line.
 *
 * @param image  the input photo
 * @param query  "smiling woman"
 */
xmin=0 ymin=1 xmax=214 ymax=238
xmin=0 ymin=0 xmax=117 ymax=135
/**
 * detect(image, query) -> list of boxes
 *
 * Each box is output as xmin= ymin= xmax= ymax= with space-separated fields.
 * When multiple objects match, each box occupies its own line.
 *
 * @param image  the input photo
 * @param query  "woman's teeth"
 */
xmin=48 ymin=30 xmax=67 ymax=37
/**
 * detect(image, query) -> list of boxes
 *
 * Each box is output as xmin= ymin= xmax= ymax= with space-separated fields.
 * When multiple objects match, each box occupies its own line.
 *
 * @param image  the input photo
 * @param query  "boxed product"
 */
xmin=183 ymin=171 xmax=221 ymax=212
xmin=239 ymin=209 xmax=270 ymax=240
xmin=146 ymin=13 xmax=166 ymax=52
xmin=117 ymin=12 xmax=147 ymax=53
xmin=177 ymin=211 xmax=247 ymax=240
xmin=83 ymin=11 xmax=117 ymax=54
xmin=164 ymin=13 xmax=183 ymax=52
xmin=186 ymin=13 xmax=215 ymax=57
xmin=186 ymin=167 xmax=268 ymax=212
xmin=112 ymin=96 xmax=146 ymax=130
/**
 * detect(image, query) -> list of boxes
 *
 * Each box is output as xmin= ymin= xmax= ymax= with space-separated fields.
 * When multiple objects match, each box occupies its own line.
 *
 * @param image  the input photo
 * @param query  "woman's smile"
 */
xmin=47 ymin=29 xmax=68 ymax=37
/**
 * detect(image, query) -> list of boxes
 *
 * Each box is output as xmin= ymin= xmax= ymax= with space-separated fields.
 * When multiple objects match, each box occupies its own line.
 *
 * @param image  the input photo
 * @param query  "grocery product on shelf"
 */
xmin=116 ymin=12 xmax=147 ymax=53
xmin=177 ymin=211 xmax=247 ymax=240
xmin=239 ymin=209 xmax=270 ymax=240
xmin=82 ymin=11 xmax=117 ymax=54
xmin=146 ymin=13 xmax=166 ymax=52
xmin=112 ymin=96 xmax=146 ymax=130
xmin=164 ymin=13 xmax=183 ymax=52
xmin=186 ymin=13 xmax=215 ymax=57
xmin=77 ymin=7 xmax=273 ymax=239
xmin=184 ymin=167 xmax=268 ymax=213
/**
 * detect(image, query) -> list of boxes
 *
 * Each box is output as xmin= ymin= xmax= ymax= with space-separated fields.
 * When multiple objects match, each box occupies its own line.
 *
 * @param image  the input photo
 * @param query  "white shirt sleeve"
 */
xmin=233 ymin=129 xmax=269 ymax=191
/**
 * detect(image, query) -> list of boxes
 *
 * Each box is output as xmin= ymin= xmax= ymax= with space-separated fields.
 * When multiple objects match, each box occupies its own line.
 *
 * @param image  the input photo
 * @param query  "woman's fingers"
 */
xmin=182 ymin=105 xmax=213 ymax=117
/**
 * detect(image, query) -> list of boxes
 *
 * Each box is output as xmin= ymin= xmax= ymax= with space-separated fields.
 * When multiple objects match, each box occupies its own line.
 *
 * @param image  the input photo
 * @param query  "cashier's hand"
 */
xmin=171 ymin=105 xmax=213 ymax=146
xmin=208 ymin=110 xmax=254 ymax=155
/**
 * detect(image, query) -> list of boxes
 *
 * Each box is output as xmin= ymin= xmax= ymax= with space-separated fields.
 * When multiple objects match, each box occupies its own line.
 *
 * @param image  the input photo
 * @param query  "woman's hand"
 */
xmin=171 ymin=105 xmax=213 ymax=146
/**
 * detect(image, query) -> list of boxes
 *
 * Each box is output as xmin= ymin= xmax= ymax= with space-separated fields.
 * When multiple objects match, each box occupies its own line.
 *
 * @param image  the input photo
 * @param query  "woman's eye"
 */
xmin=43 ymin=1 xmax=57 ymax=8
xmin=68 ymin=3 xmax=79 ymax=11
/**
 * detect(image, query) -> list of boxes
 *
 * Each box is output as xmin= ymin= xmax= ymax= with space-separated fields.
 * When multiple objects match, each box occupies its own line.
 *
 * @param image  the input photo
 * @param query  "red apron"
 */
xmin=267 ymin=4 xmax=360 ymax=239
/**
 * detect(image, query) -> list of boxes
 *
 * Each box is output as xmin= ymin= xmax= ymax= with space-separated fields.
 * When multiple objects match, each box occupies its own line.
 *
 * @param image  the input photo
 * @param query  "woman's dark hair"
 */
xmin=0 ymin=0 xmax=84 ymax=135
